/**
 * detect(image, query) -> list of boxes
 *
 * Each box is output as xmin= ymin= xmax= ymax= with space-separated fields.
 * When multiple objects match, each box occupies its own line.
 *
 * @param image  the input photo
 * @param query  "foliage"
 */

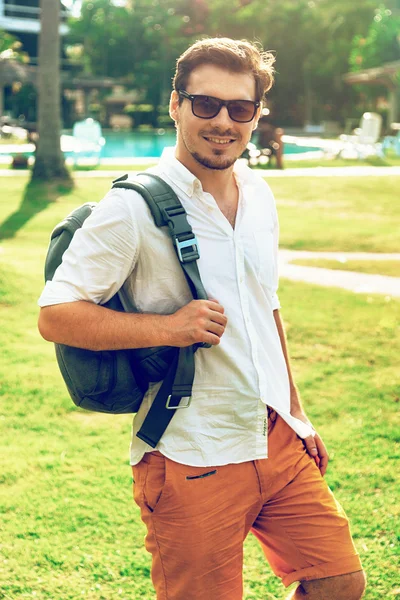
xmin=0 ymin=30 xmax=28 ymax=62
xmin=68 ymin=0 xmax=192 ymax=125
xmin=350 ymin=4 xmax=400 ymax=71
xmin=347 ymin=4 xmax=400 ymax=110
xmin=65 ymin=0 xmax=400 ymax=127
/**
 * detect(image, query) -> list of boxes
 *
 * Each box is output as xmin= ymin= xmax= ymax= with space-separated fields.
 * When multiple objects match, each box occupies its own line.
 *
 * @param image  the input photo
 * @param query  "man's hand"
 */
xmin=168 ymin=299 xmax=227 ymax=347
xmin=290 ymin=401 xmax=329 ymax=477
xmin=302 ymin=430 xmax=329 ymax=477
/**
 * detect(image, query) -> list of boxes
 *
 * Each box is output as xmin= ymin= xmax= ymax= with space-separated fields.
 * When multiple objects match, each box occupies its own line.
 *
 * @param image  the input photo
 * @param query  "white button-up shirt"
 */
xmin=38 ymin=147 xmax=314 ymax=467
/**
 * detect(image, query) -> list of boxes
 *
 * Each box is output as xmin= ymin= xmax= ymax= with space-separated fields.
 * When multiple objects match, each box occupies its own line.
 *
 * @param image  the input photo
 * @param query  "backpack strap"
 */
xmin=111 ymin=172 xmax=208 ymax=448
xmin=112 ymin=172 xmax=206 ymax=301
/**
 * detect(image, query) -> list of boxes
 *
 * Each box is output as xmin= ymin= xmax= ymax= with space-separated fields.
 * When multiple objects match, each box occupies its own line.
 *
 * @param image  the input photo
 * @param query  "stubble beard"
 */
xmin=191 ymin=149 xmax=237 ymax=171
xmin=180 ymin=126 xmax=246 ymax=171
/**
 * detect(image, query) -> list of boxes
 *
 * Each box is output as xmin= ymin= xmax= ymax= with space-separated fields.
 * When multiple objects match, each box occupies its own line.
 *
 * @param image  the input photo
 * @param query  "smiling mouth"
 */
xmin=203 ymin=136 xmax=236 ymax=145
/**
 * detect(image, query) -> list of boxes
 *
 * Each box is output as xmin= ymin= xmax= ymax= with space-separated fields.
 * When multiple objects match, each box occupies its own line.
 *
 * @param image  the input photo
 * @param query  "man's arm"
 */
xmin=38 ymin=299 xmax=227 ymax=350
xmin=273 ymin=308 xmax=329 ymax=476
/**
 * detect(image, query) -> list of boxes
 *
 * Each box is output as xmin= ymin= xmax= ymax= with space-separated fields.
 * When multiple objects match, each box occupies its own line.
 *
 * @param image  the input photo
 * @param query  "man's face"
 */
xmin=170 ymin=64 xmax=261 ymax=172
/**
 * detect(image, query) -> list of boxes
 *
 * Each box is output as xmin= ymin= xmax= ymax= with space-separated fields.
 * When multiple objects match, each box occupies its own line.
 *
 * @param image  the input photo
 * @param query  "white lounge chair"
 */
xmin=71 ymin=118 xmax=105 ymax=167
xmin=338 ymin=112 xmax=382 ymax=159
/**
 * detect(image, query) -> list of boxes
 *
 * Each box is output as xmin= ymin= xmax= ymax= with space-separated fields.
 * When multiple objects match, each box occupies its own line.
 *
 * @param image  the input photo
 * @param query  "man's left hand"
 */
xmin=290 ymin=402 xmax=329 ymax=477
xmin=302 ymin=430 xmax=329 ymax=477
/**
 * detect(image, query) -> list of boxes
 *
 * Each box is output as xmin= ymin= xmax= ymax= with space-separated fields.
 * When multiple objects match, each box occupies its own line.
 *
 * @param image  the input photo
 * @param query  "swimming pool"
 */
xmin=0 ymin=130 xmax=323 ymax=161
xmin=99 ymin=130 xmax=322 ymax=159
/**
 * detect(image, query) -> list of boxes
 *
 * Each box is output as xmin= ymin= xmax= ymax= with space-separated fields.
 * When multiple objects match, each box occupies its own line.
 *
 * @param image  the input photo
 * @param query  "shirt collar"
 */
xmin=158 ymin=146 xmax=257 ymax=197
xmin=158 ymin=147 xmax=198 ymax=197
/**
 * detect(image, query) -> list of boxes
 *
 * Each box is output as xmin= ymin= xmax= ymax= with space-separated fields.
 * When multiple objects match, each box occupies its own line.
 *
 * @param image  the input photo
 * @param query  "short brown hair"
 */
xmin=173 ymin=37 xmax=275 ymax=103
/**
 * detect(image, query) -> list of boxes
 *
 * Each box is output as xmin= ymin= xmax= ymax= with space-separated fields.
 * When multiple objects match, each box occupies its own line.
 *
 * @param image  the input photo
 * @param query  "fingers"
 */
xmin=207 ymin=299 xmax=225 ymax=314
xmin=203 ymin=331 xmax=223 ymax=346
xmin=303 ymin=434 xmax=318 ymax=458
xmin=171 ymin=299 xmax=228 ymax=347
xmin=203 ymin=310 xmax=227 ymax=345
xmin=315 ymin=434 xmax=329 ymax=477
xmin=303 ymin=433 xmax=329 ymax=477
xmin=200 ymin=301 xmax=228 ymax=341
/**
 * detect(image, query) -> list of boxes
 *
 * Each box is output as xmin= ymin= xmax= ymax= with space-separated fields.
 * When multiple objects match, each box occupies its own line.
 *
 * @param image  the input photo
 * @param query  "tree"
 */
xmin=350 ymin=4 xmax=400 ymax=71
xmin=68 ymin=0 xmax=190 ymax=125
xmin=67 ymin=0 xmax=387 ymax=128
xmin=0 ymin=30 xmax=30 ymax=117
xmin=31 ymin=0 xmax=70 ymax=181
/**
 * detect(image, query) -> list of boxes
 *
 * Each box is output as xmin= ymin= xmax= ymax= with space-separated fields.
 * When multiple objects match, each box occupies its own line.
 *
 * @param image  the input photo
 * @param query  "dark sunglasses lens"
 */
xmin=228 ymin=101 xmax=256 ymax=122
xmin=192 ymin=96 xmax=221 ymax=118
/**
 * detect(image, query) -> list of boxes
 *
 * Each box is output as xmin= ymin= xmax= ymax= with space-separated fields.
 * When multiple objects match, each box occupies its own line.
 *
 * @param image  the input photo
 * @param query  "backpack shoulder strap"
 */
xmin=112 ymin=172 xmax=207 ymax=302
xmin=45 ymin=202 xmax=98 ymax=282
xmin=112 ymin=172 xmax=210 ymax=448
xmin=112 ymin=172 xmax=178 ymax=227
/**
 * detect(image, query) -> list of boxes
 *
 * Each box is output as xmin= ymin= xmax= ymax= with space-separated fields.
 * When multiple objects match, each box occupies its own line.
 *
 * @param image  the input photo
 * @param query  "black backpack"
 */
xmin=44 ymin=172 xmax=208 ymax=448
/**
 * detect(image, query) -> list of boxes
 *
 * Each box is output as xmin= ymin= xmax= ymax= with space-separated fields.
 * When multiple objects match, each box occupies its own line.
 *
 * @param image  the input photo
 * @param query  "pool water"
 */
xmin=0 ymin=130 xmax=322 ymax=161
xmin=100 ymin=131 xmax=321 ymax=158
xmin=101 ymin=131 xmax=177 ymax=158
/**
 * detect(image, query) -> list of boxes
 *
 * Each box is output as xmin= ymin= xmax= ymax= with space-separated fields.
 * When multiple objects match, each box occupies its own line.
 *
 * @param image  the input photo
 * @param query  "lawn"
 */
xmin=1 ymin=174 xmax=399 ymax=254
xmin=0 ymin=175 xmax=399 ymax=599
xmin=290 ymin=259 xmax=400 ymax=278
xmin=266 ymin=176 xmax=400 ymax=253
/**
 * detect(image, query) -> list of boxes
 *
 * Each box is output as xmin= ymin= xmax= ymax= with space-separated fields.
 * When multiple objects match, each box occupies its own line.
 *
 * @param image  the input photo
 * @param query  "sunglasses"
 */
xmin=178 ymin=90 xmax=260 ymax=123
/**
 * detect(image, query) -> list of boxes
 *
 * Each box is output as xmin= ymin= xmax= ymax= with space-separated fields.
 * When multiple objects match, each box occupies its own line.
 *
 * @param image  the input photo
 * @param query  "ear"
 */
xmin=169 ymin=91 xmax=180 ymax=123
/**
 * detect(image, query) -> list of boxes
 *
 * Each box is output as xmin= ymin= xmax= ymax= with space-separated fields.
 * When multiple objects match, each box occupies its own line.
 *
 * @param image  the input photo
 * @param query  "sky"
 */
xmin=61 ymin=0 xmax=82 ymax=18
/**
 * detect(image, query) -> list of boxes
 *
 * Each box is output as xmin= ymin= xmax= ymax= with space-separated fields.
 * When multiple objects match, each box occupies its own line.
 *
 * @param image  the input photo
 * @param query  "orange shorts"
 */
xmin=132 ymin=412 xmax=362 ymax=599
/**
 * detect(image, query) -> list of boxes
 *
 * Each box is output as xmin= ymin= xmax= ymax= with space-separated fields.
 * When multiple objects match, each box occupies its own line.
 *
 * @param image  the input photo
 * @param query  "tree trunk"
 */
xmin=31 ymin=0 xmax=70 ymax=181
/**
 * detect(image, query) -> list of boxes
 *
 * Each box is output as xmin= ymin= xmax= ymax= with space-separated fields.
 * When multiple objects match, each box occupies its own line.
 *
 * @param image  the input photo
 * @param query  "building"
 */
xmin=0 ymin=0 xmax=69 ymax=62
xmin=0 ymin=0 xmax=72 ymax=123
xmin=1 ymin=2 xmax=139 ymax=129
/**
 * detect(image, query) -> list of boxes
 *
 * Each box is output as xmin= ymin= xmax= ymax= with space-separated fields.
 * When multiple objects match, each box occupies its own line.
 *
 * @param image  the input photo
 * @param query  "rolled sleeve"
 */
xmin=38 ymin=189 xmax=140 ymax=308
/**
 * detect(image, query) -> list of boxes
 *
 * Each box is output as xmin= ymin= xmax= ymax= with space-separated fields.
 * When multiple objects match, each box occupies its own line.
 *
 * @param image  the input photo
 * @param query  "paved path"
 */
xmin=1 ymin=166 xmax=400 ymax=178
xmin=279 ymin=250 xmax=400 ymax=298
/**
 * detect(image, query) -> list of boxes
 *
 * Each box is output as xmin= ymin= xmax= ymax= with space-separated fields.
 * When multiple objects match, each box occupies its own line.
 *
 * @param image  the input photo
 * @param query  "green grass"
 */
xmin=266 ymin=176 xmax=400 ymax=253
xmin=0 ymin=175 xmax=399 ymax=599
xmin=264 ymin=151 xmax=400 ymax=170
xmin=290 ymin=259 xmax=400 ymax=278
xmin=1 ymin=175 xmax=399 ymax=254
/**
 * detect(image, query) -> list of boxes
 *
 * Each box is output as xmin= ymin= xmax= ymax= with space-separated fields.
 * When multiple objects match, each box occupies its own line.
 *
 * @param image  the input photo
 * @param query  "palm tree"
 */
xmin=31 ymin=0 xmax=70 ymax=181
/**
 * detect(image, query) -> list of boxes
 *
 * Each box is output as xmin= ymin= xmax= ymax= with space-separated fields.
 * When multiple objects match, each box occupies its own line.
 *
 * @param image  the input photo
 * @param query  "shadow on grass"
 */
xmin=0 ymin=179 xmax=73 ymax=241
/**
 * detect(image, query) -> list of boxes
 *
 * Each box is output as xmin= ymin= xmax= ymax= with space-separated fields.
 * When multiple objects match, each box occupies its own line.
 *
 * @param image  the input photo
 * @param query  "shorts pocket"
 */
xmin=137 ymin=453 xmax=169 ymax=514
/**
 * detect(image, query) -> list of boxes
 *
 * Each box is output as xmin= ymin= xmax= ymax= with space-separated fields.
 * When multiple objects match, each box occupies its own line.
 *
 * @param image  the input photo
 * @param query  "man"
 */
xmin=38 ymin=38 xmax=366 ymax=600
xmin=257 ymin=116 xmax=284 ymax=169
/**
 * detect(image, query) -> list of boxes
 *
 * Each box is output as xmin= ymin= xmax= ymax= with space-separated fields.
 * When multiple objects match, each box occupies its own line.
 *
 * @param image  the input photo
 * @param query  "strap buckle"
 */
xmin=175 ymin=236 xmax=200 ymax=263
xmin=166 ymin=395 xmax=192 ymax=409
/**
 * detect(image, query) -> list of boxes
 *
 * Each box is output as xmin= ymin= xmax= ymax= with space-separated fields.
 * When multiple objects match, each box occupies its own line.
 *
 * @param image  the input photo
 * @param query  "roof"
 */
xmin=0 ymin=58 xmax=36 ymax=85
xmin=343 ymin=60 xmax=400 ymax=89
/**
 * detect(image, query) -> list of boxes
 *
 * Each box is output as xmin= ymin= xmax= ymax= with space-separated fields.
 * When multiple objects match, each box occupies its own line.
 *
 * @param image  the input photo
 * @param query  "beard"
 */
xmin=178 ymin=124 xmax=247 ymax=171
xmin=191 ymin=149 xmax=238 ymax=171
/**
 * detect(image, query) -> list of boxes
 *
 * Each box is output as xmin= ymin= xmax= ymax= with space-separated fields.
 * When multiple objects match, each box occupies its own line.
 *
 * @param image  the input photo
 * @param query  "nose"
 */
xmin=209 ymin=105 xmax=235 ymax=128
